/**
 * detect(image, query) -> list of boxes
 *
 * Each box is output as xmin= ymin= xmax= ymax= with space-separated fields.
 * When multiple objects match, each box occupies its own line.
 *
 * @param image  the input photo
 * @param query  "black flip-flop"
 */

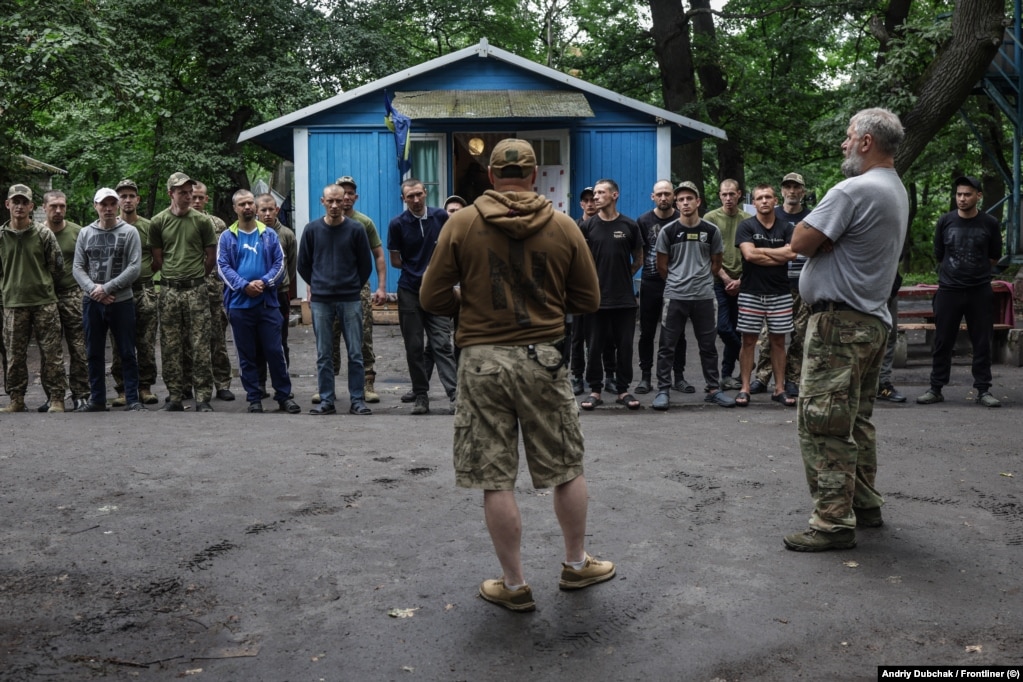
xmin=735 ymin=391 xmax=750 ymax=407
xmin=616 ymin=393 xmax=641 ymax=410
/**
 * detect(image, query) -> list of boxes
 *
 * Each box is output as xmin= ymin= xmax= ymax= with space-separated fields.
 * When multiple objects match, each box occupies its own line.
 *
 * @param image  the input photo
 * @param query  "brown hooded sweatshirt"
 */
xmin=420 ymin=189 xmax=600 ymax=348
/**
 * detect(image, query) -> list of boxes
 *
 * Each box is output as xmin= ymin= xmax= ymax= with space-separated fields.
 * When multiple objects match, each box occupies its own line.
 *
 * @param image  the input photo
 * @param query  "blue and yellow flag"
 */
xmin=384 ymin=91 xmax=412 ymax=181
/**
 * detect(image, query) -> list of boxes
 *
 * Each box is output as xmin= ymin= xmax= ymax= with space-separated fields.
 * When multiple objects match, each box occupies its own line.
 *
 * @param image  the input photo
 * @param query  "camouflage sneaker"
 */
xmin=783 ymin=528 xmax=856 ymax=552
xmin=478 ymin=579 xmax=535 ymax=612
xmin=559 ymin=553 xmax=616 ymax=590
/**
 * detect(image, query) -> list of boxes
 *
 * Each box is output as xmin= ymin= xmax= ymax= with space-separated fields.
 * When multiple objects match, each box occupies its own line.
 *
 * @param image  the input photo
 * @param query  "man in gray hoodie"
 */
xmin=73 ymin=188 xmax=143 ymax=411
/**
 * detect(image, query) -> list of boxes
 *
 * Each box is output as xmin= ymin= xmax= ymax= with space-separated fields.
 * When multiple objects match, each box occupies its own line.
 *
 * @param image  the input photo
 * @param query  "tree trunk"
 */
xmin=895 ymin=0 xmax=1006 ymax=174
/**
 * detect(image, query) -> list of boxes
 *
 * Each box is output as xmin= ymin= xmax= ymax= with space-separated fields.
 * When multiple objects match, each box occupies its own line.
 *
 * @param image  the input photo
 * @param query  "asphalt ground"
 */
xmin=1 ymin=321 xmax=1020 ymax=681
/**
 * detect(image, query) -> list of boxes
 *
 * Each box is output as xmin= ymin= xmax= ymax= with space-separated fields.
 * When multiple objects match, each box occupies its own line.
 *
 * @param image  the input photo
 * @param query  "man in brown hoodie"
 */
xmin=421 ymin=139 xmax=616 ymax=613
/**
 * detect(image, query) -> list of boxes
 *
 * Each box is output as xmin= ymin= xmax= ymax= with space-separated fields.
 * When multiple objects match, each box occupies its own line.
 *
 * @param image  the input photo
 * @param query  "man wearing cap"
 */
xmin=255 ymin=193 xmax=297 ymax=396
xmin=387 ymin=178 xmax=457 ymax=415
xmin=917 ymin=175 xmax=1003 ymax=408
xmin=298 ymin=183 xmax=373 ymax=416
xmin=633 ymin=180 xmax=686 ymax=396
xmin=191 ymin=181 xmax=235 ymax=403
xmin=73 ymin=188 xmax=144 ymax=411
xmin=735 ymin=184 xmax=796 ymax=407
xmin=784 ymin=107 xmax=908 ymax=551
xmin=218 ymin=190 xmax=300 ymax=415
xmin=444 ymin=195 xmax=467 ymax=214
xmin=40 ymin=190 xmax=88 ymax=411
xmin=0 ymin=184 xmax=66 ymax=412
xmin=750 ymin=172 xmax=812 ymax=398
xmin=703 ymin=179 xmax=750 ymax=391
xmin=651 ymin=182 xmax=734 ymax=410
xmin=150 ymin=172 xmax=218 ymax=412
xmin=110 ymin=179 xmax=159 ymax=405
xmin=421 ymin=138 xmax=614 ymax=613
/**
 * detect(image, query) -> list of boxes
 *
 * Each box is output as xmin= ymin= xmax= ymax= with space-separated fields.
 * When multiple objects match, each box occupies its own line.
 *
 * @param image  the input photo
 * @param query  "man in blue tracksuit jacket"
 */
xmin=217 ymin=189 xmax=299 ymax=414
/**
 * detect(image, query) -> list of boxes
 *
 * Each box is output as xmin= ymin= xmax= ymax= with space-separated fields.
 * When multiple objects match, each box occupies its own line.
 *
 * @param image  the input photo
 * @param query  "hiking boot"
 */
xmin=652 ymin=391 xmax=670 ymax=411
xmin=124 ymin=402 xmax=148 ymax=412
xmin=248 ymin=401 xmax=264 ymax=413
xmin=635 ymin=374 xmax=652 ymax=394
xmin=784 ymin=380 xmax=799 ymax=397
xmin=783 ymin=528 xmax=856 ymax=552
xmin=161 ymin=401 xmax=184 ymax=412
xmin=977 ymin=391 xmax=1001 ymax=408
xmin=721 ymin=375 xmax=742 ymax=391
xmin=673 ymin=377 xmax=695 ymax=394
xmin=47 ymin=400 xmax=65 ymax=413
xmin=364 ymin=378 xmax=380 ymax=403
xmin=411 ymin=394 xmax=430 ymax=415
xmin=195 ymin=401 xmax=214 ymax=412
xmin=400 ymin=390 xmax=416 ymax=403
xmin=705 ymin=390 xmax=736 ymax=408
xmin=571 ymin=376 xmax=586 ymax=396
xmin=278 ymin=398 xmax=301 ymax=414
xmin=749 ymin=379 xmax=768 ymax=394
xmin=855 ymin=507 xmax=884 ymax=528
xmin=559 ymin=553 xmax=616 ymax=590
xmin=877 ymin=382 xmax=906 ymax=403
xmin=0 ymin=396 xmax=26 ymax=413
xmin=216 ymin=388 xmax=235 ymax=401
xmin=311 ymin=393 xmax=322 ymax=404
xmin=916 ymin=389 xmax=943 ymax=405
xmin=111 ymin=392 xmax=127 ymax=407
xmin=76 ymin=402 xmax=109 ymax=412
xmin=478 ymin=579 xmax=535 ymax=612
xmin=140 ymin=386 xmax=158 ymax=405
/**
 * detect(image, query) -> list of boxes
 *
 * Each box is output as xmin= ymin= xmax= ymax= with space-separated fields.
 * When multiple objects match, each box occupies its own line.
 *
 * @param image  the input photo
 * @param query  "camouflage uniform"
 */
xmin=111 ymin=216 xmax=158 ymax=393
xmin=206 ymin=214 xmax=234 ymax=391
xmin=51 ymin=221 xmax=89 ymax=400
xmin=0 ymin=220 xmax=67 ymax=403
xmin=798 ymin=310 xmax=887 ymax=531
xmin=347 ymin=210 xmax=381 ymax=380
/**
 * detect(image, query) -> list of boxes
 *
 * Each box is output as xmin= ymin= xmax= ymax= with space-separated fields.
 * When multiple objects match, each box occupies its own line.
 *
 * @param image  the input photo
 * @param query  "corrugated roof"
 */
xmin=392 ymin=90 xmax=594 ymax=119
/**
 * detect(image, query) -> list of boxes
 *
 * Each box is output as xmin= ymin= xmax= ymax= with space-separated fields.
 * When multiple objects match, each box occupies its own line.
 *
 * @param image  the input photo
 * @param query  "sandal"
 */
xmin=735 ymin=391 xmax=750 ymax=407
xmin=771 ymin=392 xmax=796 ymax=407
xmin=581 ymin=394 xmax=603 ymax=410
xmin=616 ymin=393 xmax=641 ymax=410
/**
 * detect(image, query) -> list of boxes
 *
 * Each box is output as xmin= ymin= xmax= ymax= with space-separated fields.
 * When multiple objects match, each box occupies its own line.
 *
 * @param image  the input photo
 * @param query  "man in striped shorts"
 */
xmin=735 ymin=184 xmax=796 ymax=407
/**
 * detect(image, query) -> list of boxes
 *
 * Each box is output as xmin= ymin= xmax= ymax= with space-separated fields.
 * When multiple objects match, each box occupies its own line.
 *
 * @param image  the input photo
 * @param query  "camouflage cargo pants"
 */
xmin=56 ymin=290 xmax=89 ymax=398
xmin=320 ymin=283 xmax=376 ymax=378
xmin=207 ymin=276 xmax=233 ymax=390
xmin=755 ymin=288 xmax=810 ymax=386
xmin=797 ymin=310 xmax=887 ymax=532
xmin=2 ymin=303 xmax=67 ymax=400
xmin=159 ymin=285 xmax=213 ymax=403
xmin=111 ymin=285 xmax=159 ymax=390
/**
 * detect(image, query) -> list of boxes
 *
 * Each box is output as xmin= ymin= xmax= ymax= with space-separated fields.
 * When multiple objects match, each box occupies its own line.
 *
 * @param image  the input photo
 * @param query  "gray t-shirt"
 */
xmin=655 ymin=218 xmax=723 ymax=301
xmin=799 ymin=167 xmax=908 ymax=328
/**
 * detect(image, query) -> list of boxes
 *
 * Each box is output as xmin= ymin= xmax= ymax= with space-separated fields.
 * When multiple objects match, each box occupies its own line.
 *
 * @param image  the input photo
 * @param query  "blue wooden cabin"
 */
xmin=239 ymin=38 xmax=726 ymax=294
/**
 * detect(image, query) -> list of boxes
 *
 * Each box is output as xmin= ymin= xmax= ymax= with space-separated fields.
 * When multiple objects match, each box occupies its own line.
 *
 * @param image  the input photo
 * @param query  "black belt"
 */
xmin=132 ymin=278 xmax=155 ymax=291
xmin=810 ymin=300 xmax=857 ymax=314
xmin=162 ymin=276 xmax=206 ymax=290
xmin=57 ymin=286 xmax=79 ymax=295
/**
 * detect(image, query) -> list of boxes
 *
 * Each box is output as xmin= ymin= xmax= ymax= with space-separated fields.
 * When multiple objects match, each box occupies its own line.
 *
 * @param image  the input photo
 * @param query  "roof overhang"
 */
xmin=391 ymin=90 xmax=594 ymax=119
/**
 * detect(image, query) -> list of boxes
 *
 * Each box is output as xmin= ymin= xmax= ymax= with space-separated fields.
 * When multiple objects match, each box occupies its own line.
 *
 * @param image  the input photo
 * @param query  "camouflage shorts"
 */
xmin=452 ymin=342 xmax=583 ymax=491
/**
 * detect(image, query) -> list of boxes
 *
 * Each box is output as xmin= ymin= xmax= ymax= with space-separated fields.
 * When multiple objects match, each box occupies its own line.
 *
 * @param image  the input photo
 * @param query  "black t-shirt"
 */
xmin=934 ymin=210 xmax=1002 ymax=289
xmin=637 ymin=208 xmax=679 ymax=284
xmin=736 ymin=215 xmax=793 ymax=295
xmin=581 ymin=213 xmax=642 ymax=309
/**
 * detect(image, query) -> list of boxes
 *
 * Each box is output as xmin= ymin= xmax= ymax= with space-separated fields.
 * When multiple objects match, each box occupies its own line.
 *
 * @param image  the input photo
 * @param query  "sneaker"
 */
xmin=195 ymin=401 xmax=214 ymax=412
xmin=76 ymin=402 xmax=109 ymax=413
xmin=411 ymin=394 xmax=430 ymax=415
xmin=478 ymin=579 xmax=535 ymax=612
xmin=278 ymin=398 xmax=301 ymax=414
xmin=400 ymin=390 xmax=416 ymax=403
xmin=635 ymin=376 xmax=652 ymax=394
xmin=916 ymin=389 xmax=944 ymax=405
xmin=124 ymin=402 xmax=148 ymax=412
xmin=651 ymin=391 xmax=670 ymax=411
xmin=705 ymin=390 xmax=736 ymax=408
xmin=749 ymin=379 xmax=767 ymax=394
xmin=783 ymin=528 xmax=856 ymax=552
xmin=721 ymin=375 xmax=742 ymax=391
xmin=571 ymin=376 xmax=585 ymax=396
xmin=784 ymin=380 xmax=799 ymax=397
xmin=559 ymin=553 xmax=616 ymax=590
xmin=309 ymin=403 xmax=336 ymax=415
xmin=977 ymin=391 xmax=1001 ymax=408
xmin=311 ymin=393 xmax=322 ymax=404
xmin=161 ymin=400 xmax=184 ymax=412
xmin=216 ymin=388 xmax=235 ymax=401
xmin=877 ymin=382 xmax=906 ymax=403
xmin=248 ymin=401 xmax=264 ymax=413
xmin=71 ymin=398 xmax=88 ymax=411
xmin=855 ymin=507 xmax=884 ymax=528
xmin=673 ymin=377 xmax=695 ymax=394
